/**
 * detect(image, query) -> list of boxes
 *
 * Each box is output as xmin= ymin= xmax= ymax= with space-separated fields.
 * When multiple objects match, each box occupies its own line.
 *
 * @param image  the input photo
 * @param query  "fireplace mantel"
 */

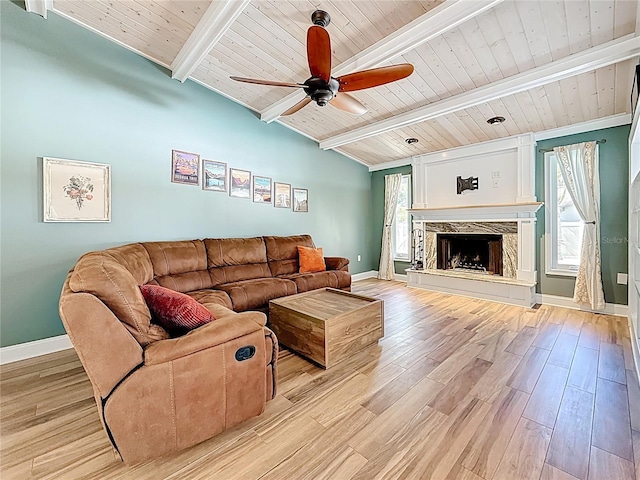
xmin=409 ymin=202 xmax=543 ymax=222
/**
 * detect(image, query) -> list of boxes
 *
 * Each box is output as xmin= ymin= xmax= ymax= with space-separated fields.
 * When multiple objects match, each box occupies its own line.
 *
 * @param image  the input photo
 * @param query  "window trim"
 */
xmin=392 ymin=174 xmax=411 ymax=262
xmin=544 ymin=151 xmax=579 ymax=277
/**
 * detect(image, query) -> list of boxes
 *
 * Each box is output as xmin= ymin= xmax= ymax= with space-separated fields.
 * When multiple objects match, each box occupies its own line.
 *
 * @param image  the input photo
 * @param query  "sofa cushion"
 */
xmin=140 ymin=285 xmax=216 ymax=336
xmin=297 ymin=246 xmax=326 ymax=273
xmin=216 ymin=278 xmax=297 ymax=312
xmin=205 ymin=237 xmax=271 ymax=285
xmin=333 ymin=270 xmax=352 ymax=289
xmin=143 ymin=241 xmax=213 ymax=293
xmin=105 ymin=243 xmax=155 ymax=285
xmin=68 ymin=251 xmax=165 ymax=345
xmin=186 ymin=289 xmax=234 ymax=311
xmin=283 ymin=271 xmax=338 ymax=293
xmin=264 ymin=235 xmax=315 ymax=276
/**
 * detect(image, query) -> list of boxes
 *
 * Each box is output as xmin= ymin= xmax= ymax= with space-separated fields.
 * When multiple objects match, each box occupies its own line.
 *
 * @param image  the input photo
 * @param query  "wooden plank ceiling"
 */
xmin=48 ymin=0 xmax=639 ymax=167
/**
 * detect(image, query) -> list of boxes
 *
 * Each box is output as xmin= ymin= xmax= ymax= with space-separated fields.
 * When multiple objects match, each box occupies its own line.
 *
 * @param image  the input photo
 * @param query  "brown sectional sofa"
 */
xmin=143 ymin=234 xmax=350 ymax=312
xmin=58 ymin=234 xmax=350 ymax=463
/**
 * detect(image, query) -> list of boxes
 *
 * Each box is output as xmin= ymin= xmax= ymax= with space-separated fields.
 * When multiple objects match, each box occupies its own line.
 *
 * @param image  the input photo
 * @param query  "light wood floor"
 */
xmin=2 ymin=279 xmax=639 ymax=479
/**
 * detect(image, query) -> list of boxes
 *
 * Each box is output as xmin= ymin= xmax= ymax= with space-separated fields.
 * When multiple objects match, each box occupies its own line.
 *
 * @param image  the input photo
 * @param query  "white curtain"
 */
xmin=378 ymin=173 xmax=403 ymax=280
xmin=554 ymin=141 xmax=605 ymax=310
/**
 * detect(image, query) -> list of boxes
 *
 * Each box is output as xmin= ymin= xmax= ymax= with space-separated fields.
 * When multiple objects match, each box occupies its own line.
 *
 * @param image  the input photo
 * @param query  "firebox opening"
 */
xmin=437 ymin=234 xmax=503 ymax=276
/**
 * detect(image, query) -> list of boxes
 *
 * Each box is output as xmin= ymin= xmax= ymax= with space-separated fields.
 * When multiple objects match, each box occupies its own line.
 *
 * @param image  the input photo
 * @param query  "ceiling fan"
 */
xmin=230 ymin=10 xmax=414 ymax=116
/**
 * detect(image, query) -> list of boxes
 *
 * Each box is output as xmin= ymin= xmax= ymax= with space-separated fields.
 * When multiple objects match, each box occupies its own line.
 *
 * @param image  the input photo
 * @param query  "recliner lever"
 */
xmin=235 ymin=345 xmax=256 ymax=361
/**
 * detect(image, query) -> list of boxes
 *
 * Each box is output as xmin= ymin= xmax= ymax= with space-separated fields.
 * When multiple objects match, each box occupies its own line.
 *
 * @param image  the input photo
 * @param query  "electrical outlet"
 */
xmin=493 ymin=179 xmax=500 ymax=188
xmin=357 ymin=255 xmax=361 ymax=262
xmin=617 ymin=273 xmax=628 ymax=285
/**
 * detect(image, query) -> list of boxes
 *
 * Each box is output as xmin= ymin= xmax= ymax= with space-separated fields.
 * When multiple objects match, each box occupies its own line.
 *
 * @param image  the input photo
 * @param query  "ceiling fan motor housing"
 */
xmin=311 ymin=10 xmax=331 ymax=27
xmin=305 ymin=77 xmax=339 ymax=106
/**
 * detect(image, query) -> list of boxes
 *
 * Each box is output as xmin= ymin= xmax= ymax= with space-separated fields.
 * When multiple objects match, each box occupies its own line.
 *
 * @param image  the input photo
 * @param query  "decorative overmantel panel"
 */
xmin=411 ymin=134 xmax=536 ymax=209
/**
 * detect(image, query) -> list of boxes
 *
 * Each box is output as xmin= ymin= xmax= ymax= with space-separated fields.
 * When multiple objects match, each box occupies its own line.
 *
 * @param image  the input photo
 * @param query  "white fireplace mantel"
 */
xmin=407 ymin=202 xmax=543 ymax=306
xmin=409 ymin=202 xmax=543 ymax=222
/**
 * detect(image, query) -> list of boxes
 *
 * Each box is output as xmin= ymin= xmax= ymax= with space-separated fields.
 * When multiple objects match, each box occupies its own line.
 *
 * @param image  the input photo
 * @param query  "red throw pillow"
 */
xmin=298 ymin=245 xmax=326 ymax=273
xmin=140 ymin=285 xmax=215 ymax=336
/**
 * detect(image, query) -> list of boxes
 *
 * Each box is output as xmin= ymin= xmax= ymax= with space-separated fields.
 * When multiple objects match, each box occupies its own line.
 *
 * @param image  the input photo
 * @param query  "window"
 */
xmin=393 ymin=175 xmax=411 ymax=260
xmin=545 ymin=151 xmax=585 ymax=276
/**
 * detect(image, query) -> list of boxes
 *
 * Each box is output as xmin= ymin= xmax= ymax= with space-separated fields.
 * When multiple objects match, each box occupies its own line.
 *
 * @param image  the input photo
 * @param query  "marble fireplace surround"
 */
xmin=407 ymin=203 xmax=543 ymax=307
xmin=424 ymin=222 xmax=518 ymax=279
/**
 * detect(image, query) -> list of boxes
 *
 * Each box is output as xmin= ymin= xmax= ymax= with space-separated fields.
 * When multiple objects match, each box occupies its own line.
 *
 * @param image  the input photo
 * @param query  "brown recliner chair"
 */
xmin=59 ymin=243 xmax=278 ymax=464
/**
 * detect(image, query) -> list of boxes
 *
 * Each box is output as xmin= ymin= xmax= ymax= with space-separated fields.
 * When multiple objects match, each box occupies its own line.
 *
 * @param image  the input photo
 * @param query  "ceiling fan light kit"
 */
xmin=230 ymin=10 xmax=414 ymax=117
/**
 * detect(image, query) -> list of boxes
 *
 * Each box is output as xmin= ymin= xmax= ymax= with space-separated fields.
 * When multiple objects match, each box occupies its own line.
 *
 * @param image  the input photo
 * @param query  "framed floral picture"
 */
xmin=171 ymin=149 xmax=200 ymax=185
xmin=43 ymin=157 xmax=111 ymax=222
xmin=202 ymin=160 xmax=227 ymax=192
xmin=253 ymin=176 xmax=272 ymax=203
xmin=274 ymin=182 xmax=291 ymax=208
xmin=230 ymin=168 xmax=251 ymax=198
xmin=293 ymin=188 xmax=308 ymax=212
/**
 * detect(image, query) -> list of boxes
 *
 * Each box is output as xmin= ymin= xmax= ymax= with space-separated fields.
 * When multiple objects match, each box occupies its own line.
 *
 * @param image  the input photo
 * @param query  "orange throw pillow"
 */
xmin=298 ymin=246 xmax=326 ymax=273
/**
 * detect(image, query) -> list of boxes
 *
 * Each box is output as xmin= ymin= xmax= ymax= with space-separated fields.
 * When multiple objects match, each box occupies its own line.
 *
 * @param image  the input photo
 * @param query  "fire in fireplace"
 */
xmin=437 ymin=234 xmax=503 ymax=275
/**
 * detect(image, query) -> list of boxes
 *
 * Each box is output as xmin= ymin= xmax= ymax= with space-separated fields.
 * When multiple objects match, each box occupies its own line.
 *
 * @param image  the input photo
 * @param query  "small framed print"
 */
xmin=274 ymin=182 xmax=291 ymax=208
xmin=229 ymin=168 xmax=251 ymax=198
xmin=171 ymin=150 xmax=200 ymax=186
xmin=43 ymin=157 xmax=111 ymax=222
xmin=253 ymin=175 xmax=272 ymax=203
xmin=202 ymin=160 xmax=227 ymax=192
xmin=293 ymin=188 xmax=308 ymax=212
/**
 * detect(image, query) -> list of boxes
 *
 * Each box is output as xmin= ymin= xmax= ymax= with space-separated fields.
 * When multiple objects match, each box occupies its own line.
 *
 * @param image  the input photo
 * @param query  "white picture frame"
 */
xmin=293 ymin=188 xmax=308 ymax=212
xmin=43 ymin=157 xmax=111 ymax=222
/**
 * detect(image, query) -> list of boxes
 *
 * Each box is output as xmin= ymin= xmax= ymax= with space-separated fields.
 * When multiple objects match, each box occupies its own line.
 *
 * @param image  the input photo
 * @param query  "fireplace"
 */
xmin=437 ymin=234 xmax=503 ymax=276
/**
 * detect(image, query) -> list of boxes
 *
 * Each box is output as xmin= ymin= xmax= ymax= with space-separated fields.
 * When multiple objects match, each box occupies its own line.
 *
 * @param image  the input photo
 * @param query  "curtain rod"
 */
xmin=538 ymin=139 xmax=606 ymax=153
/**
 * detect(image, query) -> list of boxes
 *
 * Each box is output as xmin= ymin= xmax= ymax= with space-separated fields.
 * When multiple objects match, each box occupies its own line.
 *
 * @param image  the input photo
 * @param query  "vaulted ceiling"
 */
xmin=27 ymin=0 xmax=640 ymax=167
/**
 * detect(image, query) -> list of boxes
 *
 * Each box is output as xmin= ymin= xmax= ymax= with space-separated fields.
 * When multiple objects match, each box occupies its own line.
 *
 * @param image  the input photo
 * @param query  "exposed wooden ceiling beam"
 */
xmin=25 ymin=0 xmax=52 ymax=18
xmin=320 ymin=35 xmax=640 ymax=151
xmin=171 ymin=0 xmax=251 ymax=83
xmin=260 ymin=0 xmax=504 ymax=124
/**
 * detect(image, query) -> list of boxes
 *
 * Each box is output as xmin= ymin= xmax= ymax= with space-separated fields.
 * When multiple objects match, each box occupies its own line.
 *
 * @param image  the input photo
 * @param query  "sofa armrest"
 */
xmin=144 ymin=311 xmax=267 ymax=365
xmin=325 ymin=256 xmax=350 ymax=271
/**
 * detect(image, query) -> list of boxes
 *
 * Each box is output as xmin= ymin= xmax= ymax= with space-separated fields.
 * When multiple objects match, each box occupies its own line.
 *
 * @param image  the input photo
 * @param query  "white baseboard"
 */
xmin=535 ymin=293 xmax=629 ymax=317
xmin=352 ymin=270 xmax=407 ymax=282
xmin=0 ymin=334 xmax=72 ymax=365
xmin=352 ymin=270 xmax=378 ymax=281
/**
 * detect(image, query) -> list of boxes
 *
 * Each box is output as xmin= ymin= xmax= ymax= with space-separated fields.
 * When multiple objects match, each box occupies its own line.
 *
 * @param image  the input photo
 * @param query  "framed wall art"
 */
xmin=293 ymin=188 xmax=308 ymax=212
xmin=171 ymin=149 xmax=200 ymax=185
xmin=253 ymin=176 xmax=272 ymax=203
xmin=230 ymin=168 xmax=251 ymax=198
xmin=274 ymin=182 xmax=291 ymax=208
xmin=202 ymin=160 xmax=227 ymax=192
xmin=43 ymin=157 xmax=111 ymax=222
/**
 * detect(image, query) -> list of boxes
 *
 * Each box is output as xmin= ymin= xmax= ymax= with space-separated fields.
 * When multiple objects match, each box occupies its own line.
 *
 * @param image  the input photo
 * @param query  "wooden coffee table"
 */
xmin=269 ymin=288 xmax=384 ymax=368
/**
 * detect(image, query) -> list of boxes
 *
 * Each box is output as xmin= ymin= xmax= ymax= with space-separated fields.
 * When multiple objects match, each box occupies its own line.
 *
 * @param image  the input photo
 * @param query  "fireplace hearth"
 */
xmin=437 ymin=234 xmax=503 ymax=276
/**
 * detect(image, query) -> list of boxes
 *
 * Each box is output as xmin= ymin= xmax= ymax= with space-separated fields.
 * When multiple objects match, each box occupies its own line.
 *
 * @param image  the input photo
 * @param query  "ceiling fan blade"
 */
xmin=330 ymin=93 xmax=368 ymax=115
xmin=337 ymin=64 xmax=414 ymax=92
xmin=282 ymin=97 xmax=312 ymax=116
xmin=230 ymin=76 xmax=306 ymax=88
xmin=307 ymin=26 xmax=331 ymax=82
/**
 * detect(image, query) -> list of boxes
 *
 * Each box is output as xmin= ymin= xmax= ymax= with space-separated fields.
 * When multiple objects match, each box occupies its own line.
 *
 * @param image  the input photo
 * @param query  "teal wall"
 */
xmin=535 ymin=125 xmax=630 ymax=304
xmin=370 ymin=165 xmax=413 ymax=275
xmin=0 ymin=2 xmax=373 ymax=347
